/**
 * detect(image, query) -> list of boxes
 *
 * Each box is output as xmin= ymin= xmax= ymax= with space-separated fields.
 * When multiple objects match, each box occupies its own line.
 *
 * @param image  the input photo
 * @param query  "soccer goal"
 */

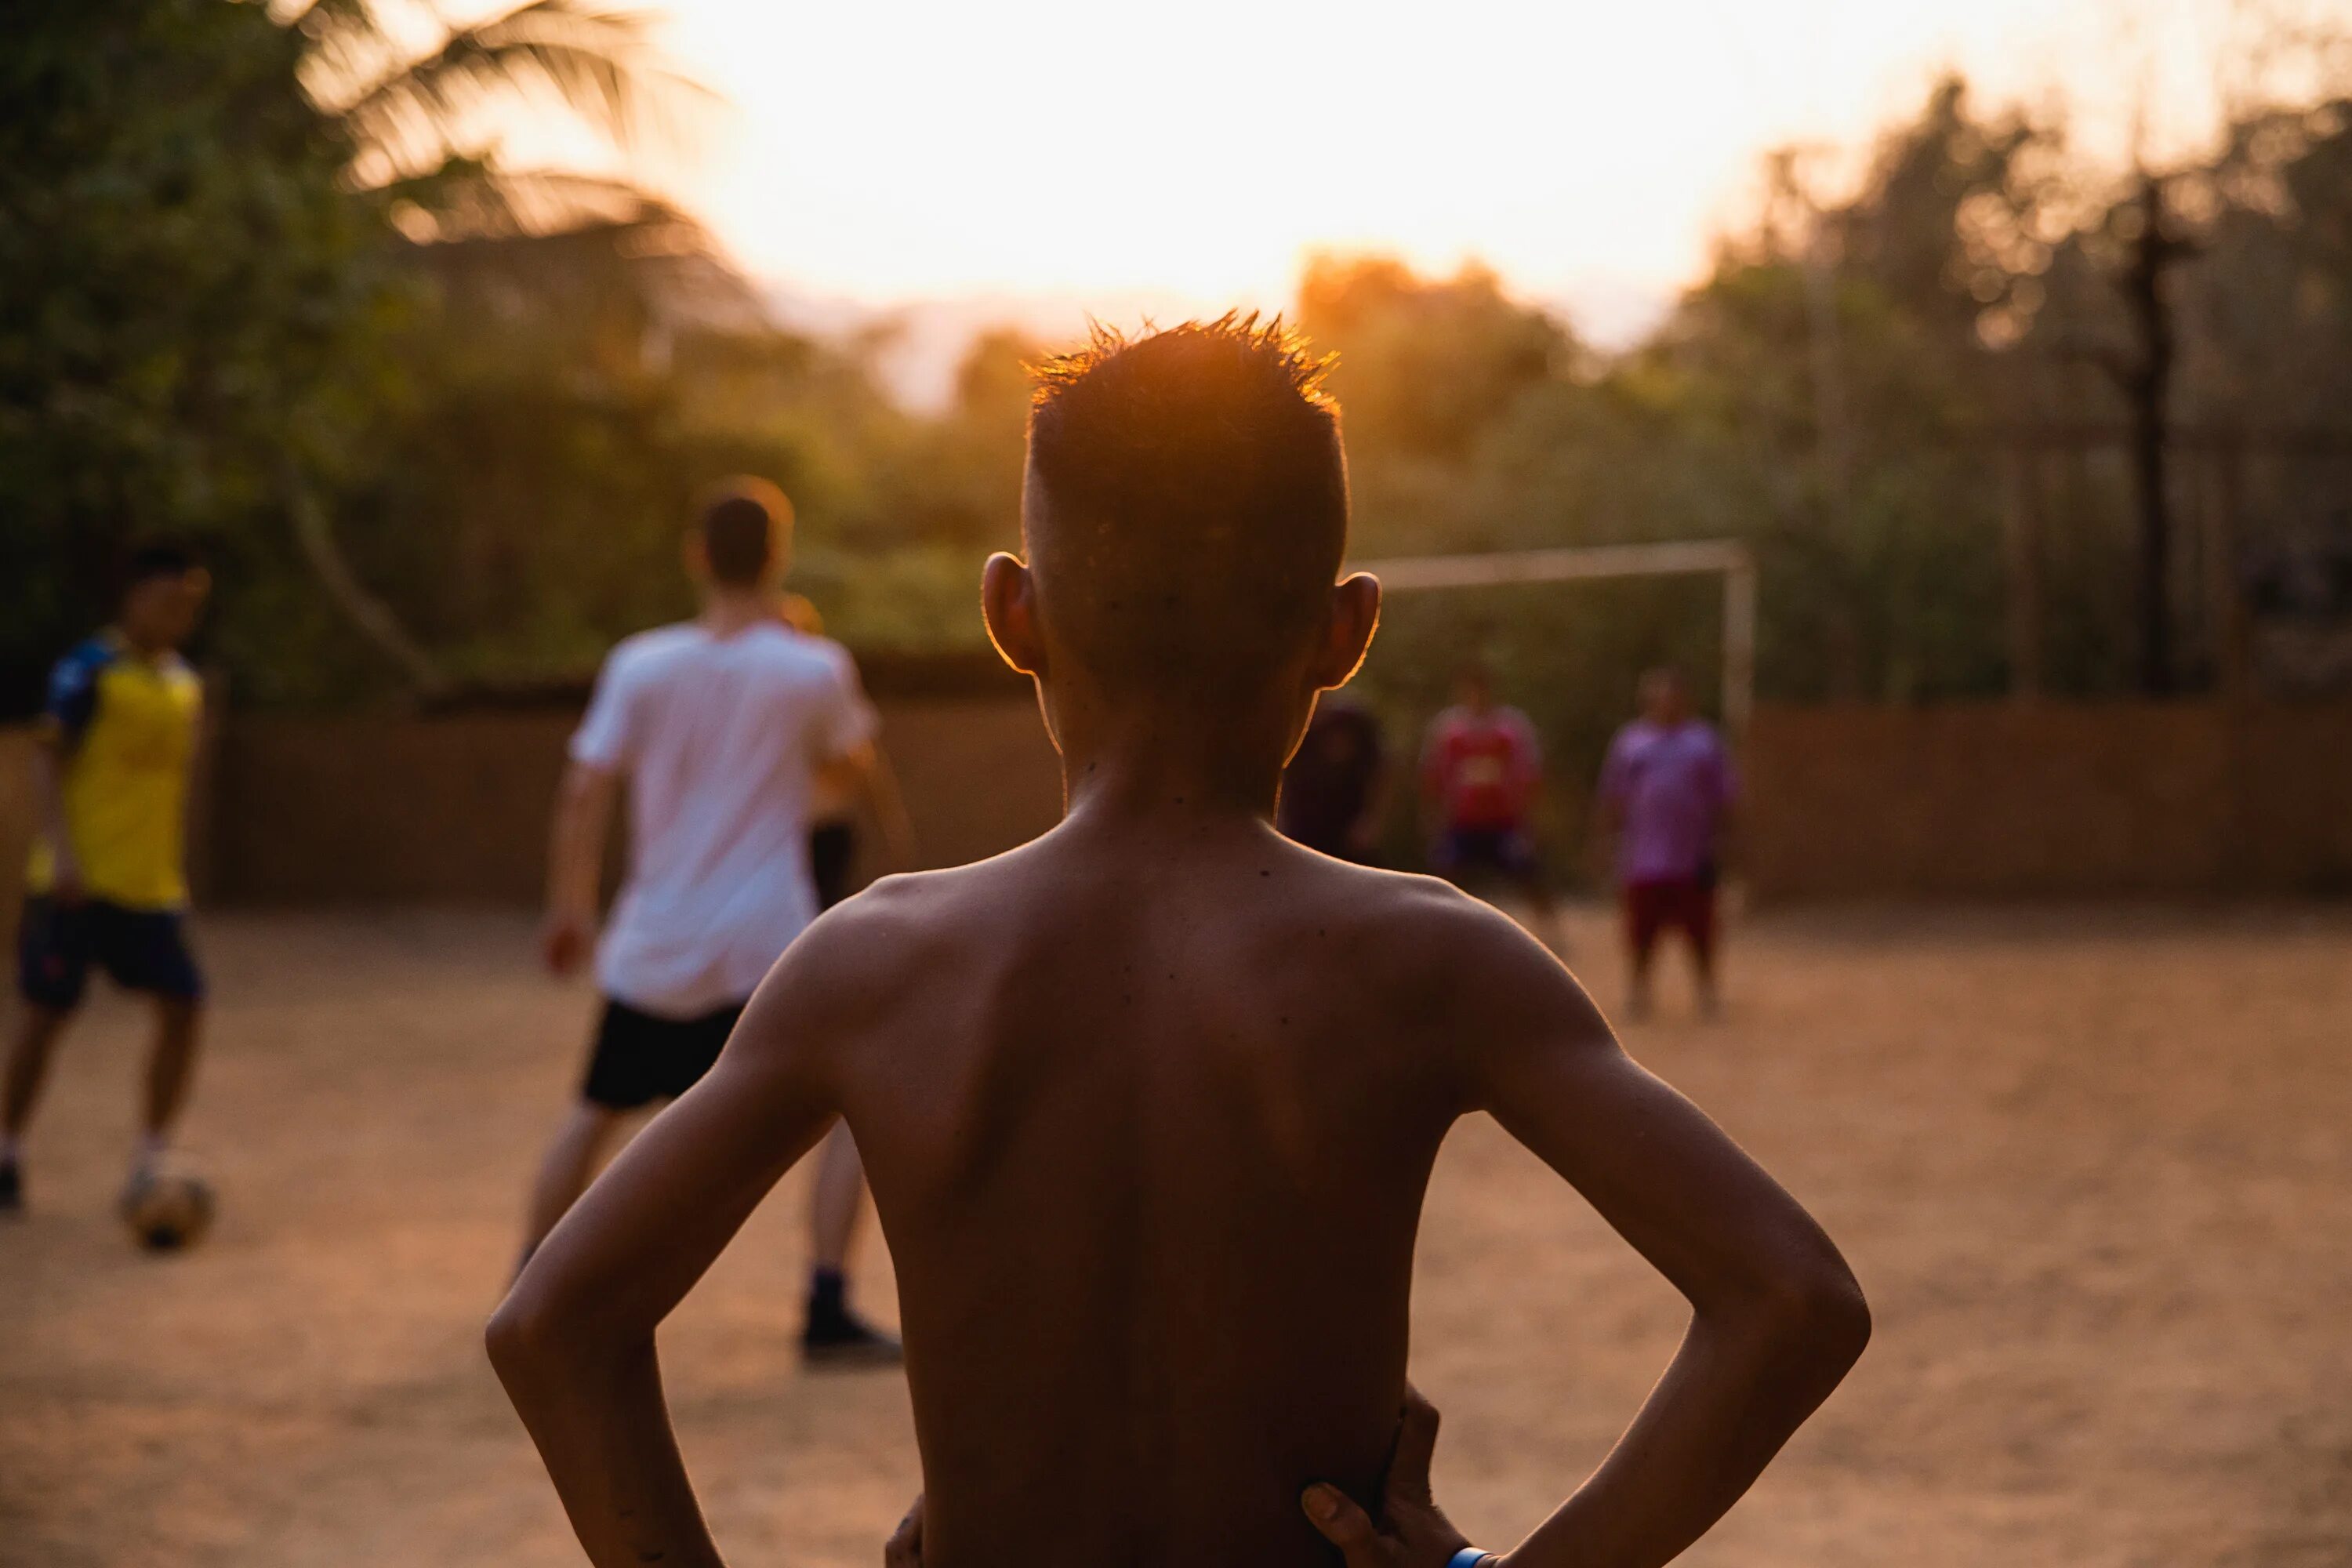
xmin=1349 ymin=540 xmax=1759 ymax=735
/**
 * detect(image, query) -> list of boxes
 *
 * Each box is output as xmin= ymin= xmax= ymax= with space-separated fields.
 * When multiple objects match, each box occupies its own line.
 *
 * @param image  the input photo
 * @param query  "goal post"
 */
xmin=1349 ymin=540 xmax=1759 ymax=736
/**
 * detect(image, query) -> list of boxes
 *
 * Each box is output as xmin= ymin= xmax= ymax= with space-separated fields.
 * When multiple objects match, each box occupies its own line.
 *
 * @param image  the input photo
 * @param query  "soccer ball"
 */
xmin=121 ymin=1171 xmax=216 ymax=1253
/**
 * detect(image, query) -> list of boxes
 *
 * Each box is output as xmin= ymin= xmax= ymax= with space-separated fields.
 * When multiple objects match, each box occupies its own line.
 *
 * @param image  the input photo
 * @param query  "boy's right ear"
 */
xmin=982 ymin=553 xmax=1047 ymax=678
xmin=1312 ymin=572 xmax=1381 ymax=691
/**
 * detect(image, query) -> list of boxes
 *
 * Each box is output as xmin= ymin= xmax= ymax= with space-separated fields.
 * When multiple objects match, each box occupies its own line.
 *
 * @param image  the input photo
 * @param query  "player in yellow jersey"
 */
xmin=2 ymin=544 xmax=212 ymax=1216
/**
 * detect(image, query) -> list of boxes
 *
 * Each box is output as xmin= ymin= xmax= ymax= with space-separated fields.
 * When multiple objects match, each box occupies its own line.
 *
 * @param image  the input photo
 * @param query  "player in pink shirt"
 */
xmin=1598 ymin=666 xmax=1740 ymax=1019
xmin=1419 ymin=662 xmax=1567 ymax=953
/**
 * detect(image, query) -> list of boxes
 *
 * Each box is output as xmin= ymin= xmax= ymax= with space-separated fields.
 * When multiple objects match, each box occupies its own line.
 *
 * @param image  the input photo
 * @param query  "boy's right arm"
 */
xmin=488 ymin=926 xmax=859 ymax=1567
xmin=34 ymin=651 xmax=100 ymax=901
xmin=1441 ymin=902 xmax=1870 ymax=1568
xmin=31 ymin=739 xmax=82 ymax=900
xmin=542 ymin=761 xmax=618 ymax=974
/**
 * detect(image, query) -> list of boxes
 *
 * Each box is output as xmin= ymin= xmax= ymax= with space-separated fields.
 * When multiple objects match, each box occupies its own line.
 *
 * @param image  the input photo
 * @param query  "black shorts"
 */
xmin=17 ymin=896 xmax=205 ymax=1010
xmin=809 ymin=820 xmax=856 ymax=910
xmin=1435 ymin=826 xmax=1541 ymax=880
xmin=581 ymin=997 xmax=745 ymax=1111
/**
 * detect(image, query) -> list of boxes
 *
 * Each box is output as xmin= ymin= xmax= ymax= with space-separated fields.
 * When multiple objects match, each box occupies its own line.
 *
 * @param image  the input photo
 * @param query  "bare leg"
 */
xmin=1690 ymin=912 xmax=1721 ymax=1020
xmin=3 ymin=1004 xmax=73 ymax=1143
xmin=141 ymin=998 xmax=201 ymax=1143
xmin=1515 ymin=870 xmax=1570 ymax=957
xmin=517 ymin=1102 xmax=625 ymax=1274
xmin=2 ymin=1005 xmax=73 ymax=1208
xmin=803 ymin=1121 xmax=899 ymax=1361
xmin=809 ymin=1119 xmax=866 ymax=1272
xmin=1623 ymin=890 xmax=1657 ymax=1022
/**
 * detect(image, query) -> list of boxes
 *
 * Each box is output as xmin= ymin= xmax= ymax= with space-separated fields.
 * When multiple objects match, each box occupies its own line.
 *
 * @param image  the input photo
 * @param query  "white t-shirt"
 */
xmin=571 ymin=621 xmax=877 ymax=1018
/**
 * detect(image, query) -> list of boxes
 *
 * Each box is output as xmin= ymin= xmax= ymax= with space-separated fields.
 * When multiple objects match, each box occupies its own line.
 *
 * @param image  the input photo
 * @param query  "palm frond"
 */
xmin=325 ymin=0 xmax=711 ymax=181
xmin=376 ymin=158 xmax=678 ymax=241
xmin=287 ymin=0 xmax=434 ymax=122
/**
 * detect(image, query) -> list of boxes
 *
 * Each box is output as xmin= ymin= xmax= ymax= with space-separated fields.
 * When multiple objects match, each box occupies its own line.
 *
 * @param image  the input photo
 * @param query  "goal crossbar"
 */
xmin=1351 ymin=540 xmax=1758 ymax=735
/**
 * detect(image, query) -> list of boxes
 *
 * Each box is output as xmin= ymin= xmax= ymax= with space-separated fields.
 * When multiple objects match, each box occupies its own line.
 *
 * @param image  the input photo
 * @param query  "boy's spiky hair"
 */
xmin=1029 ymin=312 xmax=1335 ymax=412
xmin=1019 ymin=314 xmax=1351 ymax=696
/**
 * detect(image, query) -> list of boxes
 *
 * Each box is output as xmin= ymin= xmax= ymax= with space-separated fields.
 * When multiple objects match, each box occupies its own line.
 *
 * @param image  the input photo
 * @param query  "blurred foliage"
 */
xmin=0 ymin=0 xmax=405 ymax=714
xmin=8 ymin=5 xmax=2352 ymax=811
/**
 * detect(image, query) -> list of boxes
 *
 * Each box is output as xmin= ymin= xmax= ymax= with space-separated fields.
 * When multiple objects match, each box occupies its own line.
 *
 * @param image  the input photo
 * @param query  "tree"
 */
xmin=278 ymin=0 xmax=713 ymax=686
xmin=2109 ymin=176 xmax=2196 ymax=695
xmin=0 ymin=0 xmax=401 ymax=714
xmin=291 ymin=0 xmax=709 ymax=239
xmin=1296 ymin=254 xmax=1571 ymax=466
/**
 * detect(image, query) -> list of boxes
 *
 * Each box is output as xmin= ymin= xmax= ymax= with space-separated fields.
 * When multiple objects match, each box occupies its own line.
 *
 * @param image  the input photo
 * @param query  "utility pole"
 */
xmin=2113 ymin=173 xmax=2194 ymax=695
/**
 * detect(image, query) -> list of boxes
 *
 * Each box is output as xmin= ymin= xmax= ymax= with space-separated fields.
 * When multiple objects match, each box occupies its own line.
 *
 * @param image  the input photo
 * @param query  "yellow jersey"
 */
xmin=25 ymin=633 xmax=202 ymax=910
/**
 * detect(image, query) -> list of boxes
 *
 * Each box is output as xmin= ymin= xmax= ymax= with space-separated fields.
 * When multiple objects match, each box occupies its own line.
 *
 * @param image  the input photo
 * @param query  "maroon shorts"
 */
xmin=1622 ymin=877 xmax=1717 ymax=958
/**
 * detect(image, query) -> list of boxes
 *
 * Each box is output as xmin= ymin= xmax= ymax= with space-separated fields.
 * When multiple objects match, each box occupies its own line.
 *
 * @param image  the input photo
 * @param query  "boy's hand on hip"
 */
xmin=878 ymin=1388 xmax=1468 ymax=1568
xmin=883 ymin=1494 xmax=924 ymax=1568
xmin=1301 ymin=1385 xmax=1474 ymax=1568
xmin=540 ymin=909 xmax=593 ymax=975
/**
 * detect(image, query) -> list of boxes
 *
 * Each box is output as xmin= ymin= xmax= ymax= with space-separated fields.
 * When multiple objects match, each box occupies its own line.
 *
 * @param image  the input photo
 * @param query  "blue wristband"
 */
xmin=1446 ymin=1550 xmax=1490 ymax=1568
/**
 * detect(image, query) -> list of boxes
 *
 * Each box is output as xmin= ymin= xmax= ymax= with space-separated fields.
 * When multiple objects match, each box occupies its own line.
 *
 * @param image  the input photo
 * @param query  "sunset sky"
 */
xmin=495 ymin=0 xmax=2350 ymax=350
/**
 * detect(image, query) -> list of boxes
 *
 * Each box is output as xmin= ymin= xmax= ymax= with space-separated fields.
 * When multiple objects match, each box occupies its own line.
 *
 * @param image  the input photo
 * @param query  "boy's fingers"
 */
xmin=883 ymin=1494 xmax=924 ymax=1568
xmin=1388 ymin=1385 xmax=1442 ymax=1504
xmin=1301 ymin=1484 xmax=1380 ymax=1562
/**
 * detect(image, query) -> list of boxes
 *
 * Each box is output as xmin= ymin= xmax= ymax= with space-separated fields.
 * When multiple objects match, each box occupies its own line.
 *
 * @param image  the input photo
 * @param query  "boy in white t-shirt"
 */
xmin=520 ymin=479 xmax=900 ymax=1363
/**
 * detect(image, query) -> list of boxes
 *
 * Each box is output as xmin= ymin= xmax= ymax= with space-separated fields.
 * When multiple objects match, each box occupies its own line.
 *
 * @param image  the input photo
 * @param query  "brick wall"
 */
xmin=1742 ymin=702 xmax=2352 ymax=898
xmin=6 ymin=699 xmax=2348 ymax=909
xmin=203 ymin=693 xmax=1063 ymax=904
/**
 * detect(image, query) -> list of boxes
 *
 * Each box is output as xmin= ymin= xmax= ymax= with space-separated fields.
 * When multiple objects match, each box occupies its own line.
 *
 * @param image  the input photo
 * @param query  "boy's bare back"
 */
xmin=490 ymin=320 xmax=1866 ymax=1568
xmin=801 ymin=818 xmax=1531 ymax=1564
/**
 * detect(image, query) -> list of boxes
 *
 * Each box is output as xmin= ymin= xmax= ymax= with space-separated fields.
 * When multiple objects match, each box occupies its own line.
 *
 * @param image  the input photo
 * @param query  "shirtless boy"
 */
xmin=490 ymin=318 xmax=1868 ymax=1568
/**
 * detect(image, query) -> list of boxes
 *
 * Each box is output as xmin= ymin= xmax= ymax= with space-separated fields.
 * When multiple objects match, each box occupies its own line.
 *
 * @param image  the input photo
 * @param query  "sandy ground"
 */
xmin=2 ymin=902 xmax=2349 ymax=1568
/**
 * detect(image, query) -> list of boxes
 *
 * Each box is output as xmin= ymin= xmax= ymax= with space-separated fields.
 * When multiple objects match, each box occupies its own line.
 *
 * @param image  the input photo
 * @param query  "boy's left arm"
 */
xmin=488 ymin=935 xmax=852 ymax=1567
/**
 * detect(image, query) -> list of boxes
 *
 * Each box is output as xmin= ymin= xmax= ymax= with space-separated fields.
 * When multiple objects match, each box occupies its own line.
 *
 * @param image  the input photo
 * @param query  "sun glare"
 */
xmin=484 ymin=0 xmax=2352 ymax=321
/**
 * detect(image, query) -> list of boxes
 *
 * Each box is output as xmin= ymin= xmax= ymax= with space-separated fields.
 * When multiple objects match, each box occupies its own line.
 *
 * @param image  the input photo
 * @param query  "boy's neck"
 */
xmin=110 ymin=624 xmax=174 ymax=661
xmin=1054 ymin=695 xmax=1293 ymax=830
xmin=698 ymin=587 xmax=775 ymax=638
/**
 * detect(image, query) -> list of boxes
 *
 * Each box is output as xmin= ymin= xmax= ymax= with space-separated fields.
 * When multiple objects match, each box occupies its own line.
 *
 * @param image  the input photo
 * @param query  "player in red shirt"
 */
xmin=1419 ymin=662 xmax=1567 ymax=953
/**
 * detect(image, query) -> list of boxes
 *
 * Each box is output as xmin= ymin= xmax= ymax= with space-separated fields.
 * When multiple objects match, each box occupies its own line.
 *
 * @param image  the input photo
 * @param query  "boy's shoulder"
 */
xmin=1298 ymin=853 xmax=1562 ymax=984
xmin=772 ymin=855 xmax=1025 ymax=993
xmin=50 ymin=631 xmax=119 ymax=685
xmin=42 ymin=633 xmax=121 ymax=735
xmin=597 ymin=622 xmax=701 ymax=682
xmin=777 ymin=835 xmax=1579 ymax=1018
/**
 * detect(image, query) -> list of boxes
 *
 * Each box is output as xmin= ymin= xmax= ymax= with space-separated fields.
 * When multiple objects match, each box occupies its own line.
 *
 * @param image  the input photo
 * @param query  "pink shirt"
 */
xmin=1599 ymin=719 xmax=1738 ymax=886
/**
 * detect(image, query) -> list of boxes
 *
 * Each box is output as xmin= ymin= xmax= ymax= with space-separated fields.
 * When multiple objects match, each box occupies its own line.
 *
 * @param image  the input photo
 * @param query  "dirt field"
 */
xmin=3 ymin=902 xmax=2348 ymax=1568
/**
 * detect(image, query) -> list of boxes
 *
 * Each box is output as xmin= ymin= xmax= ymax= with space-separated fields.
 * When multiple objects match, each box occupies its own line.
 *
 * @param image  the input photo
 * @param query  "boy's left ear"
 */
xmin=1312 ymin=572 xmax=1381 ymax=691
xmin=982 ymin=552 xmax=1047 ymax=678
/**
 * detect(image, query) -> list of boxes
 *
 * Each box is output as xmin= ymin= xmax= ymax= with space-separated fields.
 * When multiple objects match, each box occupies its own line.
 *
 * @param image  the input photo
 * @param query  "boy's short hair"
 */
xmin=697 ymin=478 xmax=793 ymax=586
xmin=122 ymin=540 xmax=200 ymax=596
xmin=1025 ymin=314 xmax=1347 ymax=693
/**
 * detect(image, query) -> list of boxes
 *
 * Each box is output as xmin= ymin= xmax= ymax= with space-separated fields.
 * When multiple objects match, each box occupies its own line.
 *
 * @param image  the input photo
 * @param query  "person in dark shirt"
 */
xmin=1277 ymin=695 xmax=1388 ymax=862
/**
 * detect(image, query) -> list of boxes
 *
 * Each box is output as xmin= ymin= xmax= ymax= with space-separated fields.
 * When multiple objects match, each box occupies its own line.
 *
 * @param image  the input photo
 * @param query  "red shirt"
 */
xmin=1420 ymin=705 xmax=1541 ymax=830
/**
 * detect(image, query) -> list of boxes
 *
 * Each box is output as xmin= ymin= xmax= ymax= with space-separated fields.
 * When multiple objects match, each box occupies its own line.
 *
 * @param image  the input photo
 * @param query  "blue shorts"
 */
xmin=16 ymin=897 xmax=205 ymax=1010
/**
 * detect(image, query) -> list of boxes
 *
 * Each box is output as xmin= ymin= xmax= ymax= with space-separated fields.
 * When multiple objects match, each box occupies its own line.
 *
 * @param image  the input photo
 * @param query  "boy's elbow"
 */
xmin=485 ymin=1279 xmax=583 ymax=1387
xmin=487 ymin=1269 xmax=639 ymax=1390
xmin=1767 ymin=1255 xmax=1871 ymax=1377
xmin=485 ymin=1291 xmax=546 ymax=1384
